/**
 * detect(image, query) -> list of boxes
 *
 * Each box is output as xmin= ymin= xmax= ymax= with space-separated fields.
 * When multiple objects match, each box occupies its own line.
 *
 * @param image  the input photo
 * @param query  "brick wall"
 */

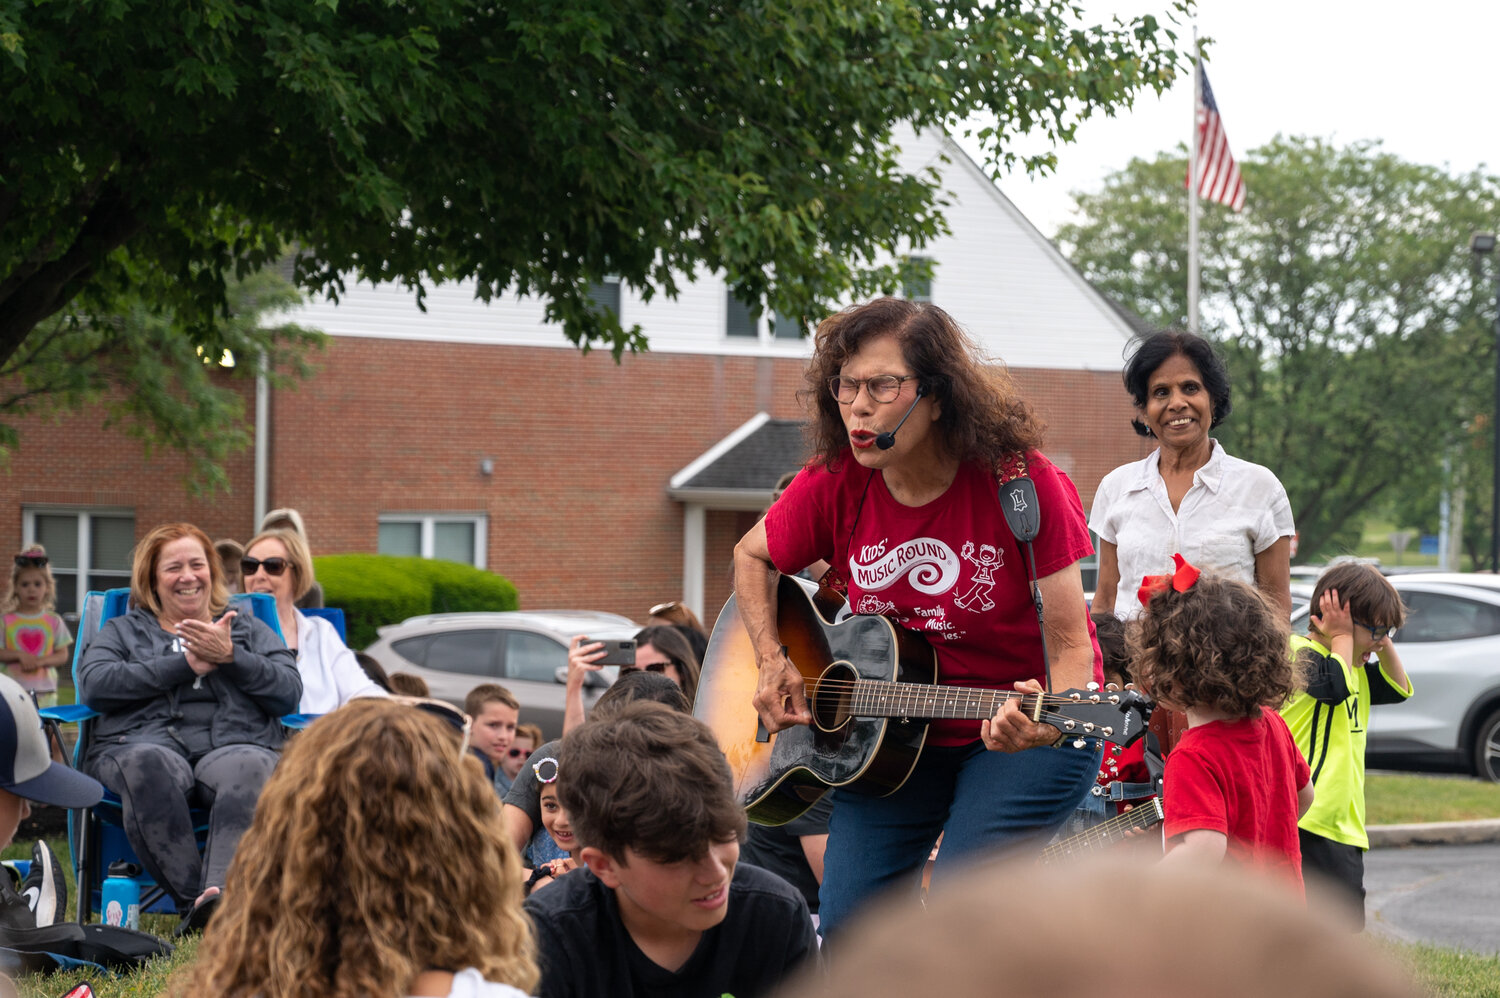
xmin=0 ymin=337 xmax=1147 ymax=631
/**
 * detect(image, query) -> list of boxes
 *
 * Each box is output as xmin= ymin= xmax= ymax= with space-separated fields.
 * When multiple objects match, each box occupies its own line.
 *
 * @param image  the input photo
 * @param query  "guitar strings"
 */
xmin=799 ymin=676 xmax=1135 ymax=708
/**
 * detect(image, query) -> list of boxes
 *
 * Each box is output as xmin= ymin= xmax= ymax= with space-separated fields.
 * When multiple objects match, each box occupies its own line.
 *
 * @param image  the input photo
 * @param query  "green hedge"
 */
xmin=313 ymin=555 xmax=520 ymax=650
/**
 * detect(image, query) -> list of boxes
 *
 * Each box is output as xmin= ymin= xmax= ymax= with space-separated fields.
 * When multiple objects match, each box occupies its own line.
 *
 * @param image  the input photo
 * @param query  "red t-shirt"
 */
xmin=1162 ymin=706 xmax=1310 ymax=894
xmin=1097 ymin=739 xmax=1152 ymax=813
xmin=765 ymin=451 xmax=1100 ymax=745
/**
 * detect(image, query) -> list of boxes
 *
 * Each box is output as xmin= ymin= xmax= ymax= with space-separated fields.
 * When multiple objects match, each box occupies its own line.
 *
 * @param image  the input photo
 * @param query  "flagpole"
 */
xmin=1187 ymin=28 xmax=1200 ymax=335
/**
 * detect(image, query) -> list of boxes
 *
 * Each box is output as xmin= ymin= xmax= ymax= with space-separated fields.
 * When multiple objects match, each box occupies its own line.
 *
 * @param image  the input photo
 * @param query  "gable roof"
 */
xmin=668 ymin=413 xmax=809 ymax=509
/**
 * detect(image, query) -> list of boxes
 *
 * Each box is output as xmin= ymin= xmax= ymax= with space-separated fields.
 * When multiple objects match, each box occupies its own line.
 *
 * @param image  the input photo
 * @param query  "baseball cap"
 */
xmin=0 ymin=675 xmax=103 ymax=808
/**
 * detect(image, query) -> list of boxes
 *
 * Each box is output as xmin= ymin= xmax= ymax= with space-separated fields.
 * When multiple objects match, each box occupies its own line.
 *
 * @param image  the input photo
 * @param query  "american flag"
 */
xmin=1189 ymin=60 xmax=1246 ymax=212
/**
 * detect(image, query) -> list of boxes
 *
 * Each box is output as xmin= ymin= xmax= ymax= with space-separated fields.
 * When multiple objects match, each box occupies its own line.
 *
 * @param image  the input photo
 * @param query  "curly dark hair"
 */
xmin=800 ymin=297 xmax=1045 ymax=468
xmin=1122 ymin=331 xmax=1233 ymax=438
xmin=1128 ymin=575 xmax=1298 ymax=717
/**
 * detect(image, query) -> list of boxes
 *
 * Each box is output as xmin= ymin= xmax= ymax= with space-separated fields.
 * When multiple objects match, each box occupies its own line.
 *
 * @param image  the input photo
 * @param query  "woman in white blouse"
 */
xmin=1090 ymin=331 xmax=1294 ymax=618
xmin=241 ymin=528 xmax=386 ymax=713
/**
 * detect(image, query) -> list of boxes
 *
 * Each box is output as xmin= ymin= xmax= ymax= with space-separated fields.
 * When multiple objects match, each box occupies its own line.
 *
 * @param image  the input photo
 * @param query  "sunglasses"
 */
xmin=622 ymin=660 xmax=677 ymax=676
xmin=507 ymin=746 xmax=533 ymax=759
xmin=532 ymin=756 xmax=560 ymax=784
xmin=240 ymin=556 xmax=289 ymax=577
xmin=13 ymin=555 xmax=47 ymax=568
xmin=390 ymin=695 xmax=473 ymax=760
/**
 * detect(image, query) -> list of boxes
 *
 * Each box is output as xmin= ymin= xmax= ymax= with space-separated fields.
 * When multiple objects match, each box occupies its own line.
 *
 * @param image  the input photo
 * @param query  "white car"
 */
xmin=1290 ymin=575 xmax=1500 ymax=781
xmin=362 ymin=610 xmax=639 ymax=740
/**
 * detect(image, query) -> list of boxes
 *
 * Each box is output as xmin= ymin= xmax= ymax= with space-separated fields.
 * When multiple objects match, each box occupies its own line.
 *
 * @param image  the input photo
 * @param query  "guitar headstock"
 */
xmin=1038 ymin=686 xmax=1154 ymax=749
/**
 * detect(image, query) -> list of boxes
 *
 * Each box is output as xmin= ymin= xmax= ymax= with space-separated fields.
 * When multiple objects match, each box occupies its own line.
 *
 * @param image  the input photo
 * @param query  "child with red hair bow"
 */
xmin=1131 ymin=556 xmax=1313 ymax=895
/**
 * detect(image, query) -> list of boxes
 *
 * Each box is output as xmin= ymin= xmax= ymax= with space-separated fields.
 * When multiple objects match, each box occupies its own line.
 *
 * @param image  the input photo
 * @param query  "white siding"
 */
xmin=280 ymin=128 xmax=1136 ymax=371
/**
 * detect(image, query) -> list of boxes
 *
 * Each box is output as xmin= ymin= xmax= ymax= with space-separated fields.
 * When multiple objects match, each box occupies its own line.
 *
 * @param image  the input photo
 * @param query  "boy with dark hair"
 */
xmin=464 ymin=683 xmax=520 ymax=794
xmin=525 ymin=702 xmax=816 ymax=998
xmin=1280 ymin=563 xmax=1411 ymax=928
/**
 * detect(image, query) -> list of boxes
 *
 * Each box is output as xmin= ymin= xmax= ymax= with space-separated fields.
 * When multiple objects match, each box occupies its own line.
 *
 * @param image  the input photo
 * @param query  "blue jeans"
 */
xmin=818 ymin=739 xmax=1100 ymax=939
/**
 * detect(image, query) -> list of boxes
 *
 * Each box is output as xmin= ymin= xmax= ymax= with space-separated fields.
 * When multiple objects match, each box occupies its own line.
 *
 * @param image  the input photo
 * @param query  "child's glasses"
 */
xmin=13 ymin=555 xmax=47 ymax=568
xmin=507 ymin=746 xmax=531 ymax=759
xmin=240 ymin=556 xmax=289 ymax=577
xmin=1352 ymin=618 xmax=1394 ymax=642
xmin=532 ymin=756 xmax=560 ymax=784
xmin=390 ymin=695 xmax=473 ymax=760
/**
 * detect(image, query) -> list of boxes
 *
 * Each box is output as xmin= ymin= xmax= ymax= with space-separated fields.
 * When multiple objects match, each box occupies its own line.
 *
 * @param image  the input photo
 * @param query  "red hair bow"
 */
xmin=1136 ymin=553 xmax=1201 ymax=607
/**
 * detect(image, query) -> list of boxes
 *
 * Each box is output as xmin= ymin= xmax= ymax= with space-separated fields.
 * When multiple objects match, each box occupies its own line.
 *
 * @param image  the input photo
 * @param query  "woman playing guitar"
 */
xmin=732 ymin=298 xmax=1105 ymax=939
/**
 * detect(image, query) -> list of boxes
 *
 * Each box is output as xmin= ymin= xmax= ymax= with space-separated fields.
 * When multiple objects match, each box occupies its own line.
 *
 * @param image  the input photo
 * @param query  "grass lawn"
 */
xmin=1384 ymin=940 xmax=1500 ymax=997
xmin=1367 ymin=773 xmax=1500 ymax=825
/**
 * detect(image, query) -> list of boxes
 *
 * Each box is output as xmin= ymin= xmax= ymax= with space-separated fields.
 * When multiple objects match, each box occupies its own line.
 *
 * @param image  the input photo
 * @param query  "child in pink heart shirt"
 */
xmin=0 ymin=546 xmax=72 ymax=708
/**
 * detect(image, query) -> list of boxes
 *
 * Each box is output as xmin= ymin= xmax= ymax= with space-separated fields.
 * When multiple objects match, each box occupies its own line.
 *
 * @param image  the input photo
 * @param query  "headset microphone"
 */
xmin=875 ymin=385 xmax=927 ymax=450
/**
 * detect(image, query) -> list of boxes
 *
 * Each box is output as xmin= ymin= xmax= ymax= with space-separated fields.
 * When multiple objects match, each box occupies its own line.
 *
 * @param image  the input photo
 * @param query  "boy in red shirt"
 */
xmin=1131 ymin=556 xmax=1313 ymax=893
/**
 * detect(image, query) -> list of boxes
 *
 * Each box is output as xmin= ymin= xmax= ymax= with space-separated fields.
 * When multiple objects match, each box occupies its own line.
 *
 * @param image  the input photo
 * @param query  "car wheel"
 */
xmin=1474 ymin=708 xmax=1500 ymax=782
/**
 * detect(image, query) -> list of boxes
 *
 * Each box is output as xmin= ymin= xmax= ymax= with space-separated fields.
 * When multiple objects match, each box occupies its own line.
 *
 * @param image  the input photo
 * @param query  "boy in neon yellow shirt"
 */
xmin=1281 ymin=563 xmax=1411 ymax=928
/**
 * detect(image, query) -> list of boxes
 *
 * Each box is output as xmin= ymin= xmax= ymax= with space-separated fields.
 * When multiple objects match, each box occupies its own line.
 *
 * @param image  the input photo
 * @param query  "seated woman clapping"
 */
xmin=78 ymin=523 xmax=301 ymax=933
xmin=241 ymin=528 xmax=385 ymax=713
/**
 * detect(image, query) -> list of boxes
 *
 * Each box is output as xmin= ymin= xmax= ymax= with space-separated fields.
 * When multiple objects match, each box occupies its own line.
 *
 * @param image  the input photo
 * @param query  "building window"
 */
xmin=770 ymin=311 xmax=803 ymax=340
xmin=378 ymin=514 xmax=487 ymax=568
xmin=1080 ymin=530 xmax=1101 ymax=597
xmin=901 ymin=255 xmax=935 ymax=302
xmin=23 ymin=508 xmax=135 ymax=616
xmin=587 ymin=279 xmax=621 ymax=319
xmin=724 ymin=291 xmax=760 ymax=338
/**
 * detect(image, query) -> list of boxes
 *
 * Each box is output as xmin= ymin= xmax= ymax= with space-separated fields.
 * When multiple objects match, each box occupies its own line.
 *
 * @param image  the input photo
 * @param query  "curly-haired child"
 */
xmin=0 ymin=547 xmax=72 ymax=709
xmin=1130 ymin=556 xmax=1313 ymax=894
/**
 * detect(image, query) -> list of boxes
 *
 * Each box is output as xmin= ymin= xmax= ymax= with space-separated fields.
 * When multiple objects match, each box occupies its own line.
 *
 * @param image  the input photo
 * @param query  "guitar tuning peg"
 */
xmin=1086 ymin=681 xmax=1100 ymax=692
xmin=1072 ymin=738 xmax=1087 ymax=749
xmin=1082 ymin=722 xmax=1095 ymax=732
xmin=1101 ymin=726 xmax=1114 ymax=737
xmin=1067 ymin=691 xmax=1081 ymax=701
xmin=1103 ymin=682 xmax=1120 ymax=691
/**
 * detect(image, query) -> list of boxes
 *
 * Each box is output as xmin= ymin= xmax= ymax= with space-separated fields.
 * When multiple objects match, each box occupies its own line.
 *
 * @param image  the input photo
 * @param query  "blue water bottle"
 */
xmin=102 ymin=861 xmax=141 ymax=929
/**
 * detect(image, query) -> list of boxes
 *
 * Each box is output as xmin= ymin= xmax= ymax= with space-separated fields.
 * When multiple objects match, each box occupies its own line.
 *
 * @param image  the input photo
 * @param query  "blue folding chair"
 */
xmin=40 ymin=588 xmax=287 ymax=922
xmin=301 ymin=606 xmax=347 ymax=642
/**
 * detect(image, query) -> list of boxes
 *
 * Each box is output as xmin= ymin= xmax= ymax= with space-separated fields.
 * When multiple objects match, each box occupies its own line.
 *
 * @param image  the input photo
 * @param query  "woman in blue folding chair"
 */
xmin=77 ymin=522 xmax=301 ymax=935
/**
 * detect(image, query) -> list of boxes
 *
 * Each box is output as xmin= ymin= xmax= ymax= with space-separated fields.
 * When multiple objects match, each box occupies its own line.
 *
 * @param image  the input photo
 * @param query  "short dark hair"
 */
xmin=559 ymin=702 xmax=746 ymax=863
xmin=1129 ymin=575 xmax=1298 ymax=717
xmin=632 ymin=624 xmax=701 ymax=705
xmin=1310 ymin=563 xmax=1406 ymax=632
xmin=592 ymin=669 xmax=691 ymax=718
xmin=354 ymin=652 xmax=392 ymax=692
xmin=464 ymin=683 xmax=519 ymax=716
xmin=1091 ymin=612 xmax=1130 ymax=685
xmin=1122 ymin=331 xmax=1233 ymax=438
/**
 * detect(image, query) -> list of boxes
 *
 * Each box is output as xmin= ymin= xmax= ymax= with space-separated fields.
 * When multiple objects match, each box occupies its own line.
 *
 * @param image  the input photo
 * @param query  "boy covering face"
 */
xmin=524 ymin=702 xmax=816 ymax=998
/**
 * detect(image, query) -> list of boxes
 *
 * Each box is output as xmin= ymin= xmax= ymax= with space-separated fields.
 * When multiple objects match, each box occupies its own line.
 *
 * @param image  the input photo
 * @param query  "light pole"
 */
xmin=1473 ymin=232 xmax=1500 ymax=571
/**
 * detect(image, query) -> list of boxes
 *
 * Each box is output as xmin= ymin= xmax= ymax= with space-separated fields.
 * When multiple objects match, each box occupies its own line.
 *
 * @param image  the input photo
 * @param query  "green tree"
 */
xmin=0 ymin=0 xmax=1188 ymax=368
xmin=1058 ymin=137 xmax=1500 ymax=562
xmin=5 ymin=269 xmax=321 ymax=491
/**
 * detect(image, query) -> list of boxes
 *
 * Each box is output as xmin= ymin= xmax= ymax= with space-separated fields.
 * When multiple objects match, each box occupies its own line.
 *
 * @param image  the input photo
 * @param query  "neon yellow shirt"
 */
xmin=1280 ymin=634 xmax=1413 ymax=849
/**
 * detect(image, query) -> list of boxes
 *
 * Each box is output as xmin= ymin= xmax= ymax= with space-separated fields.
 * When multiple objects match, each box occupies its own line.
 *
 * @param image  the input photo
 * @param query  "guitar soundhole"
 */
xmin=811 ymin=662 xmax=858 ymax=733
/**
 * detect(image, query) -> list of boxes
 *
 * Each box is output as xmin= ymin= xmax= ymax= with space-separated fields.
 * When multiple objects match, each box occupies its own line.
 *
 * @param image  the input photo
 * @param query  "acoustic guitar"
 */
xmin=695 ymin=576 xmax=1154 ymax=825
xmin=1041 ymin=796 xmax=1165 ymax=865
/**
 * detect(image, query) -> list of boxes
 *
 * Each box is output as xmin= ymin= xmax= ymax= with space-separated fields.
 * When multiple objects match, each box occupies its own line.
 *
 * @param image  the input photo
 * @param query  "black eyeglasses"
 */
xmin=13 ymin=555 xmax=47 ymax=568
xmin=828 ymin=374 xmax=920 ymax=404
xmin=1352 ymin=618 xmax=1394 ymax=642
xmin=240 ymin=556 xmax=289 ymax=577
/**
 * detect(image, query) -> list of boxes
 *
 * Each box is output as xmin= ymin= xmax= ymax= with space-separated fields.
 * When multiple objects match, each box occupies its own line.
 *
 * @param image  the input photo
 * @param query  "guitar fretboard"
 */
xmin=1039 ymin=796 xmax=1165 ymax=864
xmin=843 ymin=678 xmax=1029 ymax=721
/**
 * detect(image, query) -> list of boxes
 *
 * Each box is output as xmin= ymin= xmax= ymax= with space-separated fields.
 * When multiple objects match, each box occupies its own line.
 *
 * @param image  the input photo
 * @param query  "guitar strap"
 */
xmin=995 ymin=453 xmax=1053 ymax=696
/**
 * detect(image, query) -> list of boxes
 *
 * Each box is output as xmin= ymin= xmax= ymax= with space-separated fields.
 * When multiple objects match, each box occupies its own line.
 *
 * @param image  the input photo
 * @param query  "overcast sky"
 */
xmin=952 ymin=0 xmax=1500 ymax=238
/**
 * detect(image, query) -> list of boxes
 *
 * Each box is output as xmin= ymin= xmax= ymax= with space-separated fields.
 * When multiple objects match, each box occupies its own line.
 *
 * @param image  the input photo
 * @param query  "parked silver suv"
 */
xmin=362 ymin=610 xmax=639 ymax=739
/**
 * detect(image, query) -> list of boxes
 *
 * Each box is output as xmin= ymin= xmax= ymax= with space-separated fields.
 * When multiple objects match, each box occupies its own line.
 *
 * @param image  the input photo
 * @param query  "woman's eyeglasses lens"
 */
xmin=828 ymin=375 xmax=909 ymax=404
xmin=240 ymin=556 xmax=289 ymax=577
